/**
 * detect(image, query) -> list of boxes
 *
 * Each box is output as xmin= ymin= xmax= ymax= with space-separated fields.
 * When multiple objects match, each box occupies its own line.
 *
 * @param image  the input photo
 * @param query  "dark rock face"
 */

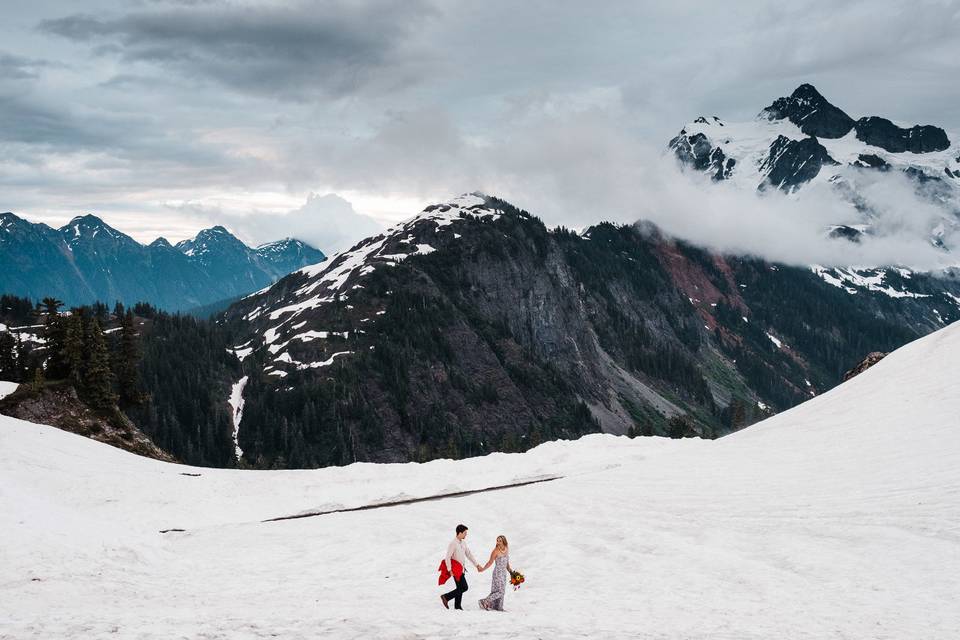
xmin=668 ymin=132 xmax=736 ymax=180
xmin=828 ymin=225 xmax=864 ymax=242
xmin=760 ymin=84 xmax=855 ymax=139
xmin=842 ymin=351 xmax=887 ymax=381
xmin=902 ymin=166 xmax=943 ymax=185
xmin=693 ymin=116 xmax=724 ymax=126
xmin=853 ymin=154 xmax=891 ymax=171
xmin=854 ymin=117 xmax=950 ymax=153
xmin=0 ymin=213 xmax=325 ymax=310
xmin=760 ymin=135 xmax=838 ymax=192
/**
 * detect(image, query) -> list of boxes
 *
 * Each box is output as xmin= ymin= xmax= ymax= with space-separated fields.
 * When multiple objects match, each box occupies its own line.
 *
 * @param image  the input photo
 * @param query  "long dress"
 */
xmin=478 ymin=553 xmax=509 ymax=611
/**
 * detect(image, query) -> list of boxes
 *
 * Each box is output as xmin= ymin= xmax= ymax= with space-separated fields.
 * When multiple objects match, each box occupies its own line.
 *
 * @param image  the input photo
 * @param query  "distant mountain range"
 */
xmin=0 ymin=212 xmax=326 ymax=311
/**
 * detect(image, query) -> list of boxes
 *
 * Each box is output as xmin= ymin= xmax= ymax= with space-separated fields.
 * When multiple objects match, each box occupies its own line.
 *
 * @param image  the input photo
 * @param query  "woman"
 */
xmin=477 ymin=535 xmax=512 ymax=611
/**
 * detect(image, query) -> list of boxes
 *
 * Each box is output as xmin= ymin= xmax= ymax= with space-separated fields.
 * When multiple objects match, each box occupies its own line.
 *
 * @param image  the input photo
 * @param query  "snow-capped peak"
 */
xmin=295 ymin=192 xmax=501 ymax=287
xmin=232 ymin=192 xmax=519 ymax=376
xmin=175 ymin=225 xmax=247 ymax=258
xmin=58 ymin=214 xmax=133 ymax=246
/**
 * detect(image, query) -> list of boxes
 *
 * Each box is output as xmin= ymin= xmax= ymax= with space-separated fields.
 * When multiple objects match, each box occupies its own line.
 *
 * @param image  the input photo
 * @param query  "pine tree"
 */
xmin=0 ymin=331 xmax=16 ymax=381
xmin=14 ymin=334 xmax=31 ymax=382
xmin=41 ymin=297 xmax=68 ymax=379
xmin=114 ymin=309 xmax=141 ymax=405
xmin=83 ymin=319 xmax=117 ymax=410
xmin=62 ymin=314 xmax=85 ymax=388
xmin=29 ymin=366 xmax=45 ymax=392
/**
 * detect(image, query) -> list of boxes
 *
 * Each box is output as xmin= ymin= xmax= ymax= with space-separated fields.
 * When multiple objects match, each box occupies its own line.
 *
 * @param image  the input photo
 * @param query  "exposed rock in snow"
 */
xmin=842 ymin=351 xmax=887 ymax=381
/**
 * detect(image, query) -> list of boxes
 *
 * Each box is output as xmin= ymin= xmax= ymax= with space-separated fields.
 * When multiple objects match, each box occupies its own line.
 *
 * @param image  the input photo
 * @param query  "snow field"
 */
xmin=1 ymin=322 xmax=959 ymax=639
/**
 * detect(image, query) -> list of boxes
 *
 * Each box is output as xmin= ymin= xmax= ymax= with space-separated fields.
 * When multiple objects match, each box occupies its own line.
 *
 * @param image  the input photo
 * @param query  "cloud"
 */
xmin=0 ymin=52 xmax=58 ymax=80
xmin=628 ymin=164 xmax=958 ymax=270
xmin=165 ymin=192 xmax=386 ymax=253
xmin=4 ymin=0 xmax=959 ymax=263
xmin=39 ymin=1 xmax=437 ymax=101
xmin=308 ymin=98 xmax=958 ymax=270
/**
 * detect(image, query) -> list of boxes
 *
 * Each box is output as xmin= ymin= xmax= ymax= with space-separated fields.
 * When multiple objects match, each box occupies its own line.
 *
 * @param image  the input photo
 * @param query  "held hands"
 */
xmin=476 ymin=563 xmax=484 ymax=572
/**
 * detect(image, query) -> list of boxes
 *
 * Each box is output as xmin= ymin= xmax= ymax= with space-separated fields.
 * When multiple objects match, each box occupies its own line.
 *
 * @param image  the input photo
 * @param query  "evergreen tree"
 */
xmin=41 ymin=297 xmax=68 ymax=379
xmin=91 ymin=301 xmax=109 ymax=326
xmin=29 ymin=366 xmax=45 ymax=392
xmin=114 ymin=309 xmax=141 ymax=405
xmin=82 ymin=319 xmax=117 ymax=410
xmin=62 ymin=314 xmax=85 ymax=388
xmin=0 ymin=331 xmax=16 ymax=381
xmin=14 ymin=334 xmax=32 ymax=382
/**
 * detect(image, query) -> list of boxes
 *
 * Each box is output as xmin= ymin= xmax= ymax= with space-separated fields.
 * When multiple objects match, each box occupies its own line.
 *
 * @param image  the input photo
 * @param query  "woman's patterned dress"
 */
xmin=478 ymin=553 xmax=509 ymax=611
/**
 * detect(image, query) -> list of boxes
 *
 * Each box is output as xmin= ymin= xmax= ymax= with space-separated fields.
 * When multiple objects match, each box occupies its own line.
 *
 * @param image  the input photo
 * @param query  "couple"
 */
xmin=438 ymin=524 xmax=513 ymax=612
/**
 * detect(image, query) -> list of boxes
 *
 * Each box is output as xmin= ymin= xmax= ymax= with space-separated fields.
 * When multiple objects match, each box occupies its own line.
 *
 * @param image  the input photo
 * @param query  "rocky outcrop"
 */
xmin=842 ymin=351 xmax=887 ymax=381
xmin=668 ymin=131 xmax=736 ymax=181
xmin=760 ymin=135 xmax=838 ymax=192
xmin=854 ymin=117 xmax=950 ymax=154
xmin=760 ymin=84 xmax=855 ymax=139
xmin=853 ymin=153 xmax=891 ymax=171
xmin=0 ymin=383 xmax=175 ymax=462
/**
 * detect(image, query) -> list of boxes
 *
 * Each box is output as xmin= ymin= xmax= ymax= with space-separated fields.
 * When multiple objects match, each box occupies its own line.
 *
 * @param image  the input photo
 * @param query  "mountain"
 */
xmin=668 ymin=83 xmax=960 ymax=294
xmin=219 ymin=193 xmax=960 ymax=468
xmin=669 ymin=83 xmax=958 ymax=194
xmin=0 ymin=213 xmax=326 ymax=310
xmin=2 ymin=318 xmax=958 ymax=638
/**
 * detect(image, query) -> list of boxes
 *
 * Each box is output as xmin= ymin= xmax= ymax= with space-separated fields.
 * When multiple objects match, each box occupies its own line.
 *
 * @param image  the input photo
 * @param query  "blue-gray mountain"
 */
xmin=0 ymin=212 xmax=325 ymax=310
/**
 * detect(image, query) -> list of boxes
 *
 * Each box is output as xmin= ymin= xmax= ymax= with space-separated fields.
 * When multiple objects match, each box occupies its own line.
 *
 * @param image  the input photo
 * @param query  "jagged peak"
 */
xmin=179 ymin=225 xmax=243 ymax=247
xmin=257 ymin=237 xmax=302 ymax=249
xmin=193 ymin=225 xmax=238 ymax=240
xmin=0 ymin=211 xmax=26 ymax=228
xmin=65 ymin=213 xmax=108 ymax=227
xmin=149 ymin=237 xmax=173 ymax=249
xmin=283 ymin=192 xmax=512 ymax=304
xmin=692 ymin=116 xmax=724 ymax=127
xmin=759 ymin=83 xmax=854 ymax=139
xmin=789 ymin=83 xmax=827 ymax=103
xmin=60 ymin=214 xmax=132 ymax=243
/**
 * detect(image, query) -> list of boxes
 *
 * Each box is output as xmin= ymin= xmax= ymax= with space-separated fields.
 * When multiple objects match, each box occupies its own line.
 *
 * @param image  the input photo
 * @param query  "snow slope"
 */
xmin=2 ymin=322 xmax=959 ymax=638
xmin=0 ymin=380 xmax=18 ymax=399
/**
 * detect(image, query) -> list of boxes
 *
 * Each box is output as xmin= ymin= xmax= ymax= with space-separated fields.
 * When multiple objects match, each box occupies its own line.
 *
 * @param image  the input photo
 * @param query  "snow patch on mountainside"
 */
xmin=239 ymin=193 xmax=507 ymax=378
xmin=227 ymin=376 xmax=248 ymax=461
xmin=812 ymin=265 xmax=933 ymax=298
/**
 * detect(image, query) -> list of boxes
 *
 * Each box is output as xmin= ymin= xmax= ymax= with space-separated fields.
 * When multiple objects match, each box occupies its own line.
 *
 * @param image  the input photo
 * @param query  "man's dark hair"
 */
xmin=456 ymin=524 xmax=468 ymax=534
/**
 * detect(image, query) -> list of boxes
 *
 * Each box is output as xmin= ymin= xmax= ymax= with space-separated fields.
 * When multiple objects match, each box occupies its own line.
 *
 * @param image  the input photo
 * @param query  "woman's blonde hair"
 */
xmin=496 ymin=535 xmax=509 ymax=551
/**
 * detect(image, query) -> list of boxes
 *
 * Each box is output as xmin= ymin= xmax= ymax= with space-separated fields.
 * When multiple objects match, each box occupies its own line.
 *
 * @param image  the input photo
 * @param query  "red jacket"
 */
xmin=438 ymin=559 xmax=464 ymax=585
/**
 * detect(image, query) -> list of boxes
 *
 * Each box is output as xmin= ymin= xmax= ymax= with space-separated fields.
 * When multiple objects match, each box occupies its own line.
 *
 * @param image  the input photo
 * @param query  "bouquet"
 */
xmin=509 ymin=569 xmax=525 ymax=590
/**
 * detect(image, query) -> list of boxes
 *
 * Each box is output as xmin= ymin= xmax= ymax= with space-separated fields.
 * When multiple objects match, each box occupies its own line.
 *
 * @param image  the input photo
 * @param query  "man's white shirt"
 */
xmin=445 ymin=537 xmax=479 ymax=573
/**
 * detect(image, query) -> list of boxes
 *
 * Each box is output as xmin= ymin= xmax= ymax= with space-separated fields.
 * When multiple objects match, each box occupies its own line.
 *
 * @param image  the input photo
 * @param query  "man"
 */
xmin=440 ymin=524 xmax=481 ymax=610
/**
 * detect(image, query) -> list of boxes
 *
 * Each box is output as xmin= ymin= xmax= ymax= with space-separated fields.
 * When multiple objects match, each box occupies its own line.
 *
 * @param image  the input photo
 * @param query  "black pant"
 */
xmin=443 ymin=574 xmax=468 ymax=609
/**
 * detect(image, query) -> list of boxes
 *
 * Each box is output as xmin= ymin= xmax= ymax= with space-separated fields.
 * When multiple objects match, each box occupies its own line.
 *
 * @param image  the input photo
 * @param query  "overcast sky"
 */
xmin=1 ymin=0 xmax=959 ymax=253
